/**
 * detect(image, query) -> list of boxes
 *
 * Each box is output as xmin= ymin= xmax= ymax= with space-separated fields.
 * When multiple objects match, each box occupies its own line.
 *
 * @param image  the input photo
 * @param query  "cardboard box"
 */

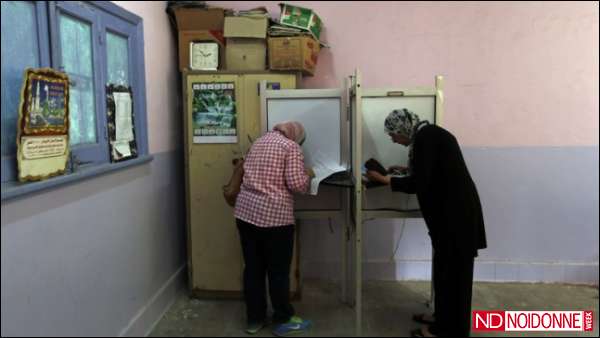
xmin=173 ymin=8 xmax=226 ymax=71
xmin=225 ymin=39 xmax=267 ymax=71
xmin=224 ymin=16 xmax=268 ymax=39
xmin=279 ymin=3 xmax=322 ymax=42
xmin=224 ymin=16 xmax=268 ymax=71
xmin=268 ymin=36 xmax=320 ymax=75
xmin=173 ymin=7 xmax=225 ymax=31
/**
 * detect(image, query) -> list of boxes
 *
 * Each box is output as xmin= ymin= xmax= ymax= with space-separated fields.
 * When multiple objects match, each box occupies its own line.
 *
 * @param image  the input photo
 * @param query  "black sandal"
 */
xmin=412 ymin=313 xmax=436 ymax=325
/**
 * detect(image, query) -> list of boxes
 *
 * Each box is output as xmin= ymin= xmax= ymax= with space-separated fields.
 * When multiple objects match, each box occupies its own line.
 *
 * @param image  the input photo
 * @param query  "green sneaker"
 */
xmin=245 ymin=321 xmax=265 ymax=335
xmin=272 ymin=316 xmax=312 ymax=336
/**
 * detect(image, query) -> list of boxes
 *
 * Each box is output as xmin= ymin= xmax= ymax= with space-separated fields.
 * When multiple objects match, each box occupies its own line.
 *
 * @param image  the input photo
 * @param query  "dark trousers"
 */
xmin=236 ymin=219 xmax=295 ymax=325
xmin=430 ymin=248 xmax=475 ymax=336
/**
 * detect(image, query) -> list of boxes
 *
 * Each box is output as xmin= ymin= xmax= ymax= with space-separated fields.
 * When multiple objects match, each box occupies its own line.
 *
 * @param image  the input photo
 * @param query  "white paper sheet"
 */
xmin=308 ymin=149 xmax=346 ymax=195
xmin=114 ymin=92 xmax=134 ymax=142
xmin=114 ymin=140 xmax=132 ymax=157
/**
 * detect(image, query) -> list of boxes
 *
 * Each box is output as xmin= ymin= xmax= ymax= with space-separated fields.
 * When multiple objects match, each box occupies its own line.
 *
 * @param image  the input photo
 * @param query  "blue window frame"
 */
xmin=1 ymin=1 xmax=50 ymax=182
xmin=1 ymin=1 xmax=149 ymax=193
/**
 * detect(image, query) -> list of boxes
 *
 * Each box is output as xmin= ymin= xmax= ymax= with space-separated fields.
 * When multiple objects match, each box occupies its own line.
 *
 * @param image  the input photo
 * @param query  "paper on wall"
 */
xmin=113 ymin=140 xmax=132 ymax=157
xmin=114 ymin=92 xmax=134 ymax=142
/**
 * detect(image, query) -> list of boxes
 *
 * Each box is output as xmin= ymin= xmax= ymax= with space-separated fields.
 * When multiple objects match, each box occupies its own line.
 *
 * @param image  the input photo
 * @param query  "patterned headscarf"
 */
xmin=384 ymin=108 xmax=430 ymax=174
xmin=273 ymin=121 xmax=306 ymax=144
xmin=384 ymin=108 xmax=422 ymax=140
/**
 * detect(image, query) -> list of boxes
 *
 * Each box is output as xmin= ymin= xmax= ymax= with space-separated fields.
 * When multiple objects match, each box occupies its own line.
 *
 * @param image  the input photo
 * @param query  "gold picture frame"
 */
xmin=16 ymin=68 xmax=70 ymax=182
xmin=21 ymin=68 xmax=69 ymax=134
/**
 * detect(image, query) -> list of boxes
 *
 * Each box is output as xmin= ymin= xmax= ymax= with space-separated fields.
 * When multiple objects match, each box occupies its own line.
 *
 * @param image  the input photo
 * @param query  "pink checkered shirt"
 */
xmin=235 ymin=131 xmax=310 ymax=227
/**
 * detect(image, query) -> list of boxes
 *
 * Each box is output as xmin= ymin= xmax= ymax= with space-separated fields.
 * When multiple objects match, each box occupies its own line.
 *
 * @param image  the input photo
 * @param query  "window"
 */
xmin=60 ymin=12 xmax=99 ymax=146
xmin=1 ymin=1 xmax=148 ymax=186
xmin=107 ymin=32 xmax=130 ymax=86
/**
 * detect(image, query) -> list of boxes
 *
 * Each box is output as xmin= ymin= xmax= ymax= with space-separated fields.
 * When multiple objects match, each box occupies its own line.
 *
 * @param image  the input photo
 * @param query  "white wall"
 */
xmin=1 ymin=2 xmax=186 ymax=336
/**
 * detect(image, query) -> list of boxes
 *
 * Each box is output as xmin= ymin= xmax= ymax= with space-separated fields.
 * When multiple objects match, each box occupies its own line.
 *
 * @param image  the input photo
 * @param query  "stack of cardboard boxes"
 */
xmin=224 ymin=15 xmax=269 ymax=71
xmin=268 ymin=3 xmax=323 ymax=76
xmin=172 ymin=3 xmax=324 ymax=76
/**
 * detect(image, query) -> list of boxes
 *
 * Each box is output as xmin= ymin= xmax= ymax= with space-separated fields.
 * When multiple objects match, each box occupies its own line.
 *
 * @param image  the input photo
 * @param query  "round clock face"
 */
xmin=190 ymin=42 xmax=219 ymax=70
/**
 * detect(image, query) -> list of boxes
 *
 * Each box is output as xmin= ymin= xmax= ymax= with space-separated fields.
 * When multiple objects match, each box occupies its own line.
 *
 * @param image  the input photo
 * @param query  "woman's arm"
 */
xmin=284 ymin=145 xmax=310 ymax=193
xmin=365 ymin=169 xmax=417 ymax=193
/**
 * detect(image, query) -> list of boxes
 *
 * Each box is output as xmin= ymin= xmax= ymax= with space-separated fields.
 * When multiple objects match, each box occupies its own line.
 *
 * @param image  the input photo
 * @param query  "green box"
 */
xmin=279 ymin=3 xmax=322 ymax=42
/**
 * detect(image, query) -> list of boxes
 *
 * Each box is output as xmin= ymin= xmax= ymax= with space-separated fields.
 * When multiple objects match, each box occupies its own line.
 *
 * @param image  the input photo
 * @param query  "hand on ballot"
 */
xmin=305 ymin=167 xmax=316 ymax=178
xmin=365 ymin=170 xmax=391 ymax=185
xmin=388 ymin=165 xmax=409 ymax=175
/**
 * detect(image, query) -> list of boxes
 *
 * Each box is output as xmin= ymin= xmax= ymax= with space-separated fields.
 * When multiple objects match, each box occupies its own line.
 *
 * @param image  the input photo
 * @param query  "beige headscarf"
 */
xmin=273 ymin=121 xmax=306 ymax=144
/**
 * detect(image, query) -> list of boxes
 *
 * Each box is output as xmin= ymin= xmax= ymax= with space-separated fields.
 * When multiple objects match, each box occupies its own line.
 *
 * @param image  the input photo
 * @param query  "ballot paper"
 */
xmin=307 ymin=149 xmax=346 ymax=195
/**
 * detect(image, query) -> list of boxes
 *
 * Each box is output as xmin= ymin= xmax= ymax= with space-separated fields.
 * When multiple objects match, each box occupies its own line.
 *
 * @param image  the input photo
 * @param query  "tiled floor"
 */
xmin=150 ymin=279 xmax=598 ymax=337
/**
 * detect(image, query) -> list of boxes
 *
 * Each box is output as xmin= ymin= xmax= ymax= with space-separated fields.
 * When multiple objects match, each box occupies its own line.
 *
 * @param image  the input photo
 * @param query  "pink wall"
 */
xmin=210 ymin=1 xmax=599 ymax=147
xmin=113 ymin=1 xmax=181 ymax=154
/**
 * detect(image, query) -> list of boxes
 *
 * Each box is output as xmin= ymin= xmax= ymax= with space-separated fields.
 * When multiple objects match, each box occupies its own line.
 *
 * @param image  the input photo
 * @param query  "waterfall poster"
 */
xmin=191 ymin=82 xmax=237 ymax=144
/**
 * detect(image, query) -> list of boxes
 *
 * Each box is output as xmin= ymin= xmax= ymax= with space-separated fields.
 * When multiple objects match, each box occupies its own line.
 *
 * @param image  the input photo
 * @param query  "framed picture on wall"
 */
xmin=16 ymin=68 xmax=70 ymax=182
xmin=22 ymin=68 xmax=69 ymax=134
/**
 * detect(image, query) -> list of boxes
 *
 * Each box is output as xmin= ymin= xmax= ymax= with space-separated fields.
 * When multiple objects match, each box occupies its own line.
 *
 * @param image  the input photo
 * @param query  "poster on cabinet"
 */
xmin=191 ymin=82 xmax=238 ymax=144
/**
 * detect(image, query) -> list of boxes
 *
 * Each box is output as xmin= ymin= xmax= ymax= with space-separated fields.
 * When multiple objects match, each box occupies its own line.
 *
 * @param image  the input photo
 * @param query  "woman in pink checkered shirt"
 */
xmin=234 ymin=121 xmax=314 ymax=336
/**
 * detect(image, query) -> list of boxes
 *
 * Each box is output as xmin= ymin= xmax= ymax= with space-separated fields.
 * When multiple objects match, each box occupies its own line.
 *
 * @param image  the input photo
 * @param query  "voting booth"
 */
xmin=352 ymin=70 xmax=444 ymax=335
xmin=260 ymin=83 xmax=353 ymax=304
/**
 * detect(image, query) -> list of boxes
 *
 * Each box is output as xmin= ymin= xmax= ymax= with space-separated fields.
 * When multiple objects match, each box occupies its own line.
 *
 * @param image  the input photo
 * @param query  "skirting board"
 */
xmin=302 ymin=260 xmax=599 ymax=285
xmin=119 ymin=264 xmax=187 ymax=337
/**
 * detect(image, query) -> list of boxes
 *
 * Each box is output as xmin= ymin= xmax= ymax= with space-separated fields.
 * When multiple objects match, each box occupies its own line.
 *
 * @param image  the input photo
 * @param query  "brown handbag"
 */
xmin=223 ymin=158 xmax=244 ymax=207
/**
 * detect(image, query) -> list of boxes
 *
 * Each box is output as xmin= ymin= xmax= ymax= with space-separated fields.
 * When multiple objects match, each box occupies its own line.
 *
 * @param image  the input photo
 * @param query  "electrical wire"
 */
xmin=391 ymin=194 xmax=412 ymax=261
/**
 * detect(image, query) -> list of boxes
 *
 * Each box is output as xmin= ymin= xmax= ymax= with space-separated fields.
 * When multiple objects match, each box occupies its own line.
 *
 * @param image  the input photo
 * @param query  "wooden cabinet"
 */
xmin=182 ymin=71 xmax=299 ymax=297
